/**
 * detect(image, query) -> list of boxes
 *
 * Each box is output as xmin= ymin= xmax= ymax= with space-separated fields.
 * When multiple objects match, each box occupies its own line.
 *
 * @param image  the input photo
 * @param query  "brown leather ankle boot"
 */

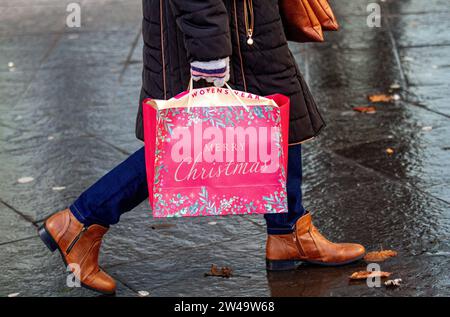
xmin=266 ymin=212 xmax=365 ymax=270
xmin=38 ymin=209 xmax=116 ymax=295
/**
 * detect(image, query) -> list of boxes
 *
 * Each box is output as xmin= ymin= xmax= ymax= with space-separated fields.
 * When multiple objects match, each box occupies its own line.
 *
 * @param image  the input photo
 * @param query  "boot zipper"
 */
xmin=66 ymin=227 xmax=87 ymax=254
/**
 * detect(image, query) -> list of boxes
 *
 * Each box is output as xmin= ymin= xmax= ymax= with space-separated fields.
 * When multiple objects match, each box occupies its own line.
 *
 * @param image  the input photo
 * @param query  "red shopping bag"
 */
xmin=143 ymin=85 xmax=290 ymax=217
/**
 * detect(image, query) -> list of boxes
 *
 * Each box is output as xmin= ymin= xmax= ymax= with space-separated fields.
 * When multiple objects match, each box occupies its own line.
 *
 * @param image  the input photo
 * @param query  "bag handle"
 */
xmin=186 ymin=77 xmax=249 ymax=112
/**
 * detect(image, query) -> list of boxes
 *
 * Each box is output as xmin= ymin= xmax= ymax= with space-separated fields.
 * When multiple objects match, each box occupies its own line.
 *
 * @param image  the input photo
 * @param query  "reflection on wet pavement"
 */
xmin=0 ymin=0 xmax=449 ymax=296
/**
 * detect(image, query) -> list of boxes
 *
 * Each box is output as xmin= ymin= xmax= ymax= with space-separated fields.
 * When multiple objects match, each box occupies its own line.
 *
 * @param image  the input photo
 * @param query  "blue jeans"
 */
xmin=70 ymin=145 xmax=305 ymax=234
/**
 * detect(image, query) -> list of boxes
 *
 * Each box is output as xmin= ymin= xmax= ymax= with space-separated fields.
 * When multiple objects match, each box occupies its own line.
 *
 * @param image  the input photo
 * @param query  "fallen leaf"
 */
xmin=364 ymin=250 xmax=398 ymax=262
xmin=68 ymin=34 xmax=79 ymax=40
xmin=368 ymin=94 xmax=394 ymax=103
xmin=386 ymin=148 xmax=394 ymax=155
xmin=150 ymin=223 xmax=175 ymax=230
xmin=204 ymin=264 xmax=233 ymax=278
xmin=385 ymin=278 xmax=402 ymax=287
xmin=17 ymin=177 xmax=34 ymax=184
xmin=340 ymin=111 xmax=356 ymax=117
xmin=353 ymin=106 xmax=376 ymax=114
xmin=138 ymin=290 xmax=150 ymax=297
xmin=349 ymin=271 xmax=391 ymax=280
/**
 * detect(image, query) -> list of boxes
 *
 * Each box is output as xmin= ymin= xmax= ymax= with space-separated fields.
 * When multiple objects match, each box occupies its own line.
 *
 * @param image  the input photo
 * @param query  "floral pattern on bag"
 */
xmin=151 ymin=104 xmax=287 ymax=217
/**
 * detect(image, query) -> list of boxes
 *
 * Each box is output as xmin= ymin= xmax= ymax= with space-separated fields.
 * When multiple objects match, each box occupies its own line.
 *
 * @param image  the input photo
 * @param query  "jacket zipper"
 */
xmin=233 ymin=0 xmax=248 ymax=91
xmin=66 ymin=227 xmax=87 ymax=254
xmin=160 ymin=0 xmax=167 ymax=99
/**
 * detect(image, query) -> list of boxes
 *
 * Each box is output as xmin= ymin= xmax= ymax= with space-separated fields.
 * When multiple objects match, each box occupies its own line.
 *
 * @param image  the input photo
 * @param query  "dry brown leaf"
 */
xmin=368 ymin=94 xmax=393 ymax=103
xmin=386 ymin=148 xmax=395 ymax=155
xmin=204 ymin=264 xmax=233 ymax=278
xmin=390 ymin=83 xmax=401 ymax=90
xmin=353 ymin=106 xmax=376 ymax=113
xmin=364 ymin=250 xmax=398 ymax=262
xmin=150 ymin=223 xmax=176 ymax=230
xmin=349 ymin=271 xmax=391 ymax=280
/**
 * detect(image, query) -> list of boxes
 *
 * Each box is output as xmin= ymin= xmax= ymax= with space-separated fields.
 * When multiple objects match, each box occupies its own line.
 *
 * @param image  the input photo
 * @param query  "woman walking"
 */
xmin=39 ymin=0 xmax=365 ymax=295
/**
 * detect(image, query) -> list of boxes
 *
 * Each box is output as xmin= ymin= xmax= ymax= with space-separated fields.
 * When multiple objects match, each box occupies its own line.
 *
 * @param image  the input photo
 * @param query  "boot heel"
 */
xmin=266 ymin=259 xmax=300 ymax=271
xmin=38 ymin=225 xmax=58 ymax=252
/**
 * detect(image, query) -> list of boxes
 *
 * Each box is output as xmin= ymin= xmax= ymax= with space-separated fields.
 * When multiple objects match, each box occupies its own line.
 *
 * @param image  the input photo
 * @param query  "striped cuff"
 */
xmin=191 ymin=57 xmax=230 ymax=87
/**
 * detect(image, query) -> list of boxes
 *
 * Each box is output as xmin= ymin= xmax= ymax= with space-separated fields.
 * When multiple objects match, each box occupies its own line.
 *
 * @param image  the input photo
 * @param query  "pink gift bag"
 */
xmin=143 ymin=84 xmax=290 ymax=217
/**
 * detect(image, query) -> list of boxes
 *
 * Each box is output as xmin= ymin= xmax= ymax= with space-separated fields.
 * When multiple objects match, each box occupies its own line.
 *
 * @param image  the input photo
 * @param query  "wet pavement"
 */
xmin=0 ymin=0 xmax=449 ymax=297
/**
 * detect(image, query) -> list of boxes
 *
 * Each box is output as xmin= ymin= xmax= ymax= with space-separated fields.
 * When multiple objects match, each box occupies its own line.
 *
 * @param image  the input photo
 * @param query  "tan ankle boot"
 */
xmin=266 ymin=212 xmax=365 ymax=270
xmin=38 ymin=209 xmax=116 ymax=295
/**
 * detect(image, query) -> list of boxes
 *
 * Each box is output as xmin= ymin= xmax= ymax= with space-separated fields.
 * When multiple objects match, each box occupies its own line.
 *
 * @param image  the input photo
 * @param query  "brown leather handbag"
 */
xmin=280 ymin=0 xmax=339 ymax=43
xmin=308 ymin=0 xmax=339 ymax=31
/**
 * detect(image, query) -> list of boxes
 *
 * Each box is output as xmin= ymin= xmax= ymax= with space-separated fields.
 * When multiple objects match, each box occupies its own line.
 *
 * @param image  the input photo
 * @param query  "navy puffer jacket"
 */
xmin=136 ymin=0 xmax=325 ymax=144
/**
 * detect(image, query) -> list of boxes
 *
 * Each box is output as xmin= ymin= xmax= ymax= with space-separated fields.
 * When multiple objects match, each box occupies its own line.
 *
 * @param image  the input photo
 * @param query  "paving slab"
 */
xmin=302 ymin=147 xmax=450 ymax=256
xmin=79 ymin=0 xmax=142 ymax=33
xmin=0 ymin=34 xmax=59 ymax=72
xmin=400 ymin=46 xmax=450 ymax=87
xmin=304 ymin=45 xmax=402 ymax=91
xmin=41 ymin=31 xmax=137 ymax=69
xmin=330 ymin=0 xmax=377 ymax=17
xmin=0 ymin=5 xmax=67 ymax=36
xmin=328 ymin=104 xmax=450 ymax=202
xmin=386 ymin=0 xmax=450 ymax=14
xmin=404 ymin=84 xmax=450 ymax=117
xmin=389 ymin=12 xmax=450 ymax=48
xmin=0 ymin=133 xmax=128 ymax=222
xmin=100 ymin=202 xmax=265 ymax=268
xmin=0 ymin=237 xmax=137 ymax=297
xmin=107 ymin=234 xmax=270 ymax=297
xmin=0 ymin=202 xmax=36 ymax=245
xmin=0 ymin=71 xmax=34 ymax=111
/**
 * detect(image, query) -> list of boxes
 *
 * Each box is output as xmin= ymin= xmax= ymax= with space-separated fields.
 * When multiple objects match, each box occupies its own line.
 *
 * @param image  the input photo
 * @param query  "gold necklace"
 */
xmin=243 ymin=0 xmax=254 ymax=45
